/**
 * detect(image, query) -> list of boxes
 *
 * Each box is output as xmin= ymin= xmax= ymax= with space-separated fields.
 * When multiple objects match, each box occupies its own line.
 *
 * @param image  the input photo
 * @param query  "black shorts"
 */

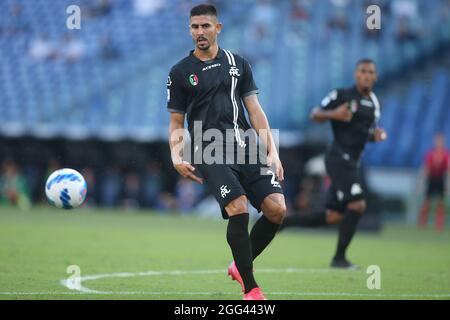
xmin=196 ymin=162 xmax=284 ymax=219
xmin=427 ymin=177 xmax=445 ymax=198
xmin=324 ymin=150 xmax=365 ymax=213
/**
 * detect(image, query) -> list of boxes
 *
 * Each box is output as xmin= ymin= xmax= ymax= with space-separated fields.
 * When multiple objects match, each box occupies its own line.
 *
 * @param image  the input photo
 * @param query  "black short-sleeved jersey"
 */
xmin=320 ymin=86 xmax=381 ymax=159
xmin=167 ymin=49 xmax=258 ymax=147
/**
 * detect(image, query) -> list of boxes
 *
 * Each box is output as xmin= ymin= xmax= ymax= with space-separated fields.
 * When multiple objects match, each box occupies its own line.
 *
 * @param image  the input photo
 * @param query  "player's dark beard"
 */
xmin=196 ymin=37 xmax=210 ymax=51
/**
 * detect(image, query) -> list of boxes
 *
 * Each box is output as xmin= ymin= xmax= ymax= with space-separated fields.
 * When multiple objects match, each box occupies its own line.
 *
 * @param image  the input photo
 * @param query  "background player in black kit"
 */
xmin=167 ymin=4 xmax=286 ymax=300
xmin=283 ymin=59 xmax=387 ymax=269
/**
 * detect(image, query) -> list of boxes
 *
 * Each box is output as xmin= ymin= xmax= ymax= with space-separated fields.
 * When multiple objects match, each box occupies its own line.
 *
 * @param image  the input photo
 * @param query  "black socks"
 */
xmin=250 ymin=215 xmax=280 ymax=260
xmin=334 ymin=209 xmax=361 ymax=260
xmin=226 ymin=213 xmax=258 ymax=293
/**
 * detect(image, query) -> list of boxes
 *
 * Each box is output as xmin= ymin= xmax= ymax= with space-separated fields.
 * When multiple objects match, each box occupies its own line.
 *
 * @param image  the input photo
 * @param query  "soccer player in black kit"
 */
xmin=284 ymin=59 xmax=387 ymax=269
xmin=167 ymin=4 xmax=286 ymax=300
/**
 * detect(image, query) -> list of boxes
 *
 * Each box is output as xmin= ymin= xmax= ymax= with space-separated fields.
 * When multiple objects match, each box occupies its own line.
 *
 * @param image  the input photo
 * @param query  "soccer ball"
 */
xmin=45 ymin=168 xmax=87 ymax=209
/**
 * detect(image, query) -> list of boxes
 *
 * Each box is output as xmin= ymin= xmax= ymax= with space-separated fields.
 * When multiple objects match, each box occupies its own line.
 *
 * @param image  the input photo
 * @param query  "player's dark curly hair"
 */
xmin=356 ymin=58 xmax=376 ymax=67
xmin=190 ymin=4 xmax=218 ymax=18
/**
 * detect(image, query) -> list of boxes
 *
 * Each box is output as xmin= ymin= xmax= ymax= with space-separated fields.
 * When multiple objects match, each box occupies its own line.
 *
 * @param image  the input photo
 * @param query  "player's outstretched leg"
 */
xmin=331 ymin=200 xmax=365 ymax=269
xmin=250 ymin=193 xmax=286 ymax=261
xmin=279 ymin=209 xmax=345 ymax=230
xmin=225 ymin=196 xmax=266 ymax=299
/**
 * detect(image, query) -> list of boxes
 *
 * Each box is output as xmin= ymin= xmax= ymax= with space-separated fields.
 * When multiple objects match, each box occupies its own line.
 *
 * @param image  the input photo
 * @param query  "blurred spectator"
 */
xmin=140 ymin=161 xmax=165 ymax=209
xmin=83 ymin=0 xmax=113 ymax=18
xmin=81 ymin=167 xmax=97 ymax=206
xmin=327 ymin=11 xmax=350 ymax=32
xmin=0 ymin=4 xmax=29 ymax=37
xmin=364 ymin=27 xmax=382 ymax=42
xmin=99 ymin=34 xmax=120 ymax=60
xmin=417 ymin=134 xmax=449 ymax=232
xmin=22 ymin=163 xmax=43 ymax=203
xmin=0 ymin=159 xmax=31 ymax=210
xmin=133 ymin=0 xmax=166 ymax=16
xmin=99 ymin=165 xmax=122 ymax=207
xmin=28 ymin=34 xmax=57 ymax=61
xmin=243 ymin=0 xmax=277 ymax=62
xmin=45 ymin=158 xmax=62 ymax=178
xmin=252 ymin=0 xmax=277 ymax=26
xmin=122 ymin=172 xmax=140 ymax=209
xmin=391 ymin=0 xmax=418 ymax=19
xmin=290 ymin=0 xmax=310 ymax=21
xmin=59 ymin=33 xmax=86 ymax=63
xmin=174 ymin=178 xmax=203 ymax=213
xmin=395 ymin=16 xmax=420 ymax=43
xmin=326 ymin=0 xmax=351 ymax=33
xmin=330 ymin=0 xmax=351 ymax=8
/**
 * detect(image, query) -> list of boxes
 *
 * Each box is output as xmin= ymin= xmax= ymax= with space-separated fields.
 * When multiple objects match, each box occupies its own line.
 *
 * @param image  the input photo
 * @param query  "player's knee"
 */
xmin=225 ymin=195 xmax=248 ymax=216
xmin=347 ymin=200 xmax=366 ymax=214
xmin=326 ymin=210 xmax=343 ymax=224
xmin=264 ymin=198 xmax=287 ymax=224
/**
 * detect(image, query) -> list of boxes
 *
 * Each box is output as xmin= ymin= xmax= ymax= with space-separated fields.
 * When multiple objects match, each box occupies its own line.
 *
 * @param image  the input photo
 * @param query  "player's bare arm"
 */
xmin=372 ymin=127 xmax=388 ymax=142
xmin=243 ymin=94 xmax=284 ymax=181
xmin=310 ymin=103 xmax=352 ymax=123
xmin=168 ymin=112 xmax=203 ymax=184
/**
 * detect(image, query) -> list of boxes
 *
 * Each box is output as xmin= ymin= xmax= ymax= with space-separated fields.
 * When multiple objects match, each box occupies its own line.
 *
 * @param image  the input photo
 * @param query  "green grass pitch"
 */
xmin=0 ymin=207 xmax=449 ymax=300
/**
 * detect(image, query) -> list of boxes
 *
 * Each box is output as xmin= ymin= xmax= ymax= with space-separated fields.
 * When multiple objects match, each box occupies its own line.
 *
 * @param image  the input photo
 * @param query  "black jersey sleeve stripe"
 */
xmin=241 ymin=90 xmax=259 ymax=98
xmin=167 ymin=108 xmax=185 ymax=114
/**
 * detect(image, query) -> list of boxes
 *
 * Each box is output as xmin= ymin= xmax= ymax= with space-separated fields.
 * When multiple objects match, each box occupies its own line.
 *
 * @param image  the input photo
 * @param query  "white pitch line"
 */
xmin=47 ymin=268 xmax=445 ymax=298
xmin=60 ymin=268 xmax=340 ymax=294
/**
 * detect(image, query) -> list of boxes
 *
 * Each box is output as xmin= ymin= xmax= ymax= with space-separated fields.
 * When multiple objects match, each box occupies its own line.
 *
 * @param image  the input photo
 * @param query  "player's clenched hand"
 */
xmin=173 ymin=161 xmax=203 ymax=184
xmin=373 ymin=127 xmax=388 ymax=142
xmin=267 ymin=153 xmax=284 ymax=182
xmin=332 ymin=103 xmax=353 ymax=122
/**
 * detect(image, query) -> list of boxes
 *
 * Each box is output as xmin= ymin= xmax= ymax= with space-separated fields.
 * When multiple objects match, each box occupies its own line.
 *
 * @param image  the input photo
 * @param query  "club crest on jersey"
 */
xmin=229 ymin=66 xmax=240 ymax=77
xmin=189 ymin=74 xmax=199 ymax=86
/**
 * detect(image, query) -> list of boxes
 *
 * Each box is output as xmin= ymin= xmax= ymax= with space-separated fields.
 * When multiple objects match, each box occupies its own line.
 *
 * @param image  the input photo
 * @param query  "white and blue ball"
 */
xmin=45 ymin=168 xmax=87 ymax=209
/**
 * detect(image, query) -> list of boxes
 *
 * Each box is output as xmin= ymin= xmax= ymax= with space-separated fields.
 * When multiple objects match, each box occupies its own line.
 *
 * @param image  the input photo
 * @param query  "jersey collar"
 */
xmin=189 ymin=48 xmax=224 ymax=64
xmin=353 ymin=85 xmax=371 ymax=98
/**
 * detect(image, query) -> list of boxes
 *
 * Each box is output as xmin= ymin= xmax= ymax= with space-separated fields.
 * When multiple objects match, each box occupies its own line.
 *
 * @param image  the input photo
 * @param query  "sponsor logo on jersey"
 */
xmin=202 ymin=63 xmax=221 ymax=72
xmin=360 ymin=99 xmax=374 ymax=107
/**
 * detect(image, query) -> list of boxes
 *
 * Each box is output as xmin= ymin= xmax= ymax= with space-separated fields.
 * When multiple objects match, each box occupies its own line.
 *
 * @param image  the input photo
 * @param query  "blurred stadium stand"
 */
xmin=0 ymin=0 xmax=449 ymax=216
xmin=0 ymin=1 xmax=449 ymax=164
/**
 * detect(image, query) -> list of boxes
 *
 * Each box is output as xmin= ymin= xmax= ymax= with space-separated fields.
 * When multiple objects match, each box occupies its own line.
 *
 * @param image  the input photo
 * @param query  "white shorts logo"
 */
xmin=220 ymin=185 xmax=231 ymax=198
xmin=337 ymin=190 xmax=344 ymax=202
xmin=351 ymin=183 xmax=363 ymax=195
xmin=267 ymin=170 xmax=281 ymax=188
